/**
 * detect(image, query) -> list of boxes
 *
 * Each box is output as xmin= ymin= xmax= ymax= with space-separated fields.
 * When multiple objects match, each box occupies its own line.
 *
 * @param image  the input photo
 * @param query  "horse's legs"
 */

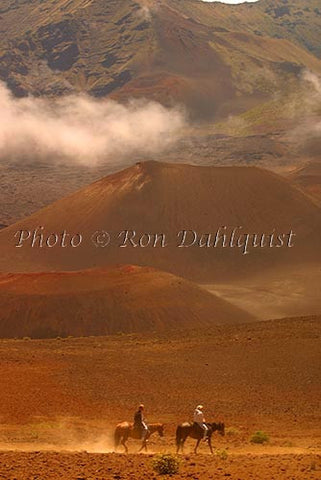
xmin=181 ymin=437 xmax=187 ymax=454
xmin=138 ymin=431 xmax=149 ymax=453
xmin=208 ymin=437 xmax=214 ymax=455
xmin=138 ymin=440 xmax=145 ymax=453
xmin=114 ymin=430 xmax=121 ymax=452
xmin=176 ymin=441 xmax=182 ymax=455
xmin=121 ymin=435 xmax=129 ymax=454
xmin=144 ymin=431 xmax=151 ymax=452
xmin=176 ymin=438 xmax=183 ymax=454
xmin=177 ymin=433 xmax=189 ymax=454
xmin=194 ymin=438 xmax=201 ymax=454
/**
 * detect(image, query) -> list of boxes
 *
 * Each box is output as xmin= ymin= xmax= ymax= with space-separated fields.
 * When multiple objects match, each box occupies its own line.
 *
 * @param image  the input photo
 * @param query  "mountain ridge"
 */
xmin=1 ymin=0 xmax=321 ymax=120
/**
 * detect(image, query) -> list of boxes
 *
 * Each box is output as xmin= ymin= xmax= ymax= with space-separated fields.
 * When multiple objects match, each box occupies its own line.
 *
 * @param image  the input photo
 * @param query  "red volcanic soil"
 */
xmin=0 ymin=316 xmax=319 ymax=428
xmin=0 ymin=316 xmax=320 ymax=478
xmin=0 ymin=266 xmax=254 ymax=338
xmin=0 ymin=161 xmax=320 ymax=282
xmin=0 ymin=451 xmax=319 ymax=480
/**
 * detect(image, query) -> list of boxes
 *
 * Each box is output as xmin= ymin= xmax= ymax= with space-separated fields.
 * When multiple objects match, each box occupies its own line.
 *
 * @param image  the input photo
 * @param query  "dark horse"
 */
xmin=176 ymin=422 xmax=225 ymax=454
xmin=114 ymin=422 xmax=164 ymax=453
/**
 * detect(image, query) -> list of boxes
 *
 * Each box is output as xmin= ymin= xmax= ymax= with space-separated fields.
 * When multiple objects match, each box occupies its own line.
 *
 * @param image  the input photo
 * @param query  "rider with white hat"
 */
xmin=193 ymin=404 xmax=209 ymax=440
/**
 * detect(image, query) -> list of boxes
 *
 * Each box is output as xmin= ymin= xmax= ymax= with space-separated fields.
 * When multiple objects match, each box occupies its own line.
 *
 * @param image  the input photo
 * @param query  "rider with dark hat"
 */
xmin=134 ymin=404 xmax=148 ymax=440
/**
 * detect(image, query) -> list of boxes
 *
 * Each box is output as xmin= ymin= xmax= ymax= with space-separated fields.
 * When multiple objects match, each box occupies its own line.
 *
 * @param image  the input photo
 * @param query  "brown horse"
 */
xmin=176 ymin=422 xmax=225 ymax=454
xmin=114 ymin=422 xmax=164 ymax=453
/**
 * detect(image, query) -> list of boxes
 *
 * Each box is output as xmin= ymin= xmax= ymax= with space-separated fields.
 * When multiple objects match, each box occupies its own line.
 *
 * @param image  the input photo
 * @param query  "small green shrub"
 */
xmin=250 ymin=431 xmax=269 ymax=444
xmin=152 ymin=454 xmax=180 ymax=475
xmin=216 ymin=449 xmax=228 ymax=460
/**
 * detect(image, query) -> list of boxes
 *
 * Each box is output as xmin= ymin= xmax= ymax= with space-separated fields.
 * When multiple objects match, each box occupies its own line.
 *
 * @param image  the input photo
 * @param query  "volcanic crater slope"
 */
xmin=289 ymin=162 xmax=321 ymax=204
xmin=0 ymin=161 xmax=320 ymax=282
xmin=1 ymin=0 xmax=321 ymax=119
xmin=0 ymin=266 xmax=255 ymax=339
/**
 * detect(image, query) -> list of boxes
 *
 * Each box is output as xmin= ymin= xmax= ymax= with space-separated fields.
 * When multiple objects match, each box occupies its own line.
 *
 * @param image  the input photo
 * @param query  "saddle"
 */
xmin=193 ymin=422 xmax=202 ymax=429
xmin=133 ymin=424 xmax=146 ymax=439
xmin=193 ymin=422 xmax=209 ymax=437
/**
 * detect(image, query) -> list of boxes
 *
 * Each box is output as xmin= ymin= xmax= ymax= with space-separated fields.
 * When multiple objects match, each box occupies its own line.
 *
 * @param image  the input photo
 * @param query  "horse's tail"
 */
xmin=114 ymin=426 xmax=122 ymax=450
xmin=175 ymin=425 xmax=182 ymax=448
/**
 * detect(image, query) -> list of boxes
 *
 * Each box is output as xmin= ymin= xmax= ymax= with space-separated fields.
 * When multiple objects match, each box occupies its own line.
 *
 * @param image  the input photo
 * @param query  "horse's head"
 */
xmin=210 ymin=422 xmax=225 ymax=436
xmin=157 ymin=424 xmax=165 ymax=437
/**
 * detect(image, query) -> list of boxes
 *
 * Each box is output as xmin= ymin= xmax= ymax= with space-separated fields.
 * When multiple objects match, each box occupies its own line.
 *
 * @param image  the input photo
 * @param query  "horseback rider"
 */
xmin=134 ymin=403 xmax=148 ymax=440
xmin=193 ymin=404 xmax=209 ymax=441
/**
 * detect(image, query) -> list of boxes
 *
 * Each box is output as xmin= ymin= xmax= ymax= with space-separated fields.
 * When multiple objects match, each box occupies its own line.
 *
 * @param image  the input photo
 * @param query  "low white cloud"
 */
xmin=0 ymin=82 xmax=186 ymax=165
xmin=137 ymin=5 xmax=152 ymax=21
xmin=135 ymin=0 xmax=159 ymax=21
xmin=302 ymin=70 xmax=321 ymax=96
xmin=290 ymin=71 xmax=321 ymax=157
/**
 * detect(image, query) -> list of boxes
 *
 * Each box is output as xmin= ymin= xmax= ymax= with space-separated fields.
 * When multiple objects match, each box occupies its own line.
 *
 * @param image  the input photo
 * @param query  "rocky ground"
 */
xmin=0 ymin=450 xmax=320 ymax=480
